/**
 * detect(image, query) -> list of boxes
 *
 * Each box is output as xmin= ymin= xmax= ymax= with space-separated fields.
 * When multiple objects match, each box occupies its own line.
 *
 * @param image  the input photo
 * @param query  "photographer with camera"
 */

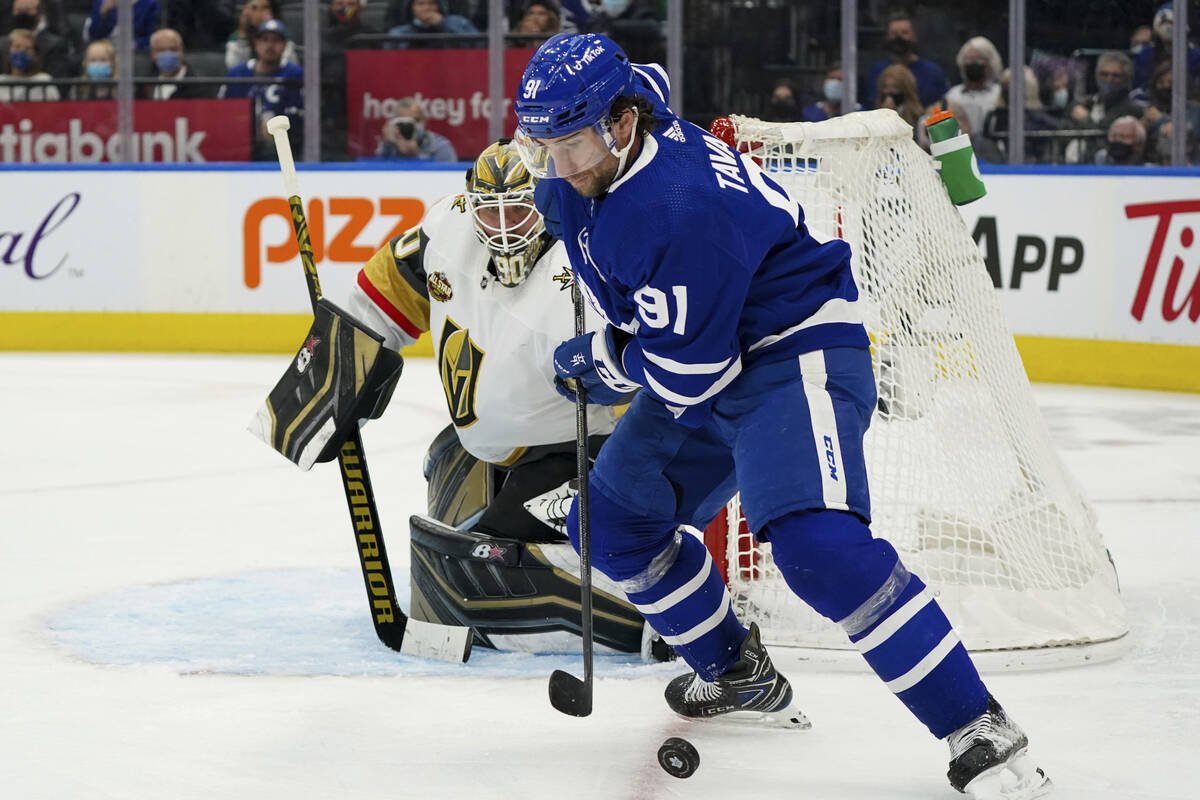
xmin=375 ymin=97 xmax=458 ymax=161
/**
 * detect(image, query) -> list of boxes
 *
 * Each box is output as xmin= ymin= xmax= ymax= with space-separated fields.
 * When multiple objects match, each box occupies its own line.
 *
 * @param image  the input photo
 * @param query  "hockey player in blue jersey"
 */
xmin=514 ymin=33 xmax=1051 ymax=800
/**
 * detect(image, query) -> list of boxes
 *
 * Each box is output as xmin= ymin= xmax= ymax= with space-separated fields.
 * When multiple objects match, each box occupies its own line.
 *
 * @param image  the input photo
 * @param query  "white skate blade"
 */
xmin=964 ymin=750 xmax=1052 ymax=800
xmin=676 ymin=703 xmax=812 ymax=731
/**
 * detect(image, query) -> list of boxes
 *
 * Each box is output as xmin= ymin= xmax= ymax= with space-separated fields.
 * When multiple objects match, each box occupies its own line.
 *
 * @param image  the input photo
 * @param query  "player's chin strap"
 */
xmin=606 ymin=107 xmax=640 ymax=186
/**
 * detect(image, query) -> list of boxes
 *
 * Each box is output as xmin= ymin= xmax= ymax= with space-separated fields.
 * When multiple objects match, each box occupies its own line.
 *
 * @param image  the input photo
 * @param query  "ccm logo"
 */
xmin=823 ymin=435 xmax=839 ymax=481
xmin=242 ymin=196 xmax=425 ymax=288
xmin=520 ymin=114 xmax=550 ymax=124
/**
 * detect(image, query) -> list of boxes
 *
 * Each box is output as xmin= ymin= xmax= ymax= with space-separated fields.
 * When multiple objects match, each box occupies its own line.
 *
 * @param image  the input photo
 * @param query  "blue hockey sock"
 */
xmin=622 ymin=531 xmax=748 ymax=681
xmin=568 ymin=487 xmax=747 ymax=681
xmin=766 ymin=509 xmax=989 ymax=738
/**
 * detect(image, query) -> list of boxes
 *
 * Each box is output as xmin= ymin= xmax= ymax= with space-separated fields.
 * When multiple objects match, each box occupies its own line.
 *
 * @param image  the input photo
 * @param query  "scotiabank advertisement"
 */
xmin=0 ymin=168 xmax=1197 ymax=349
xmin=0 ymin=99 xmax=250 ymax=162
xmin=345 ymin=48 xmax=537 ymax=160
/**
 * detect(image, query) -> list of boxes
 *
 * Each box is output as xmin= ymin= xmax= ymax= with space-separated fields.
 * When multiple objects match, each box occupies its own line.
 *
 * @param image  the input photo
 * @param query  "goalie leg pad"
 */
xmin=250 ymin=298 xmax=403 ymax=470
xmin=409 ymin=514 xmax=652 ymax=654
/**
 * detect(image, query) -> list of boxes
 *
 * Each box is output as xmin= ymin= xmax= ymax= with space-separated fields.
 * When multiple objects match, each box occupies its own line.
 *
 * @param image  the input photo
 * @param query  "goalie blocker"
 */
xmin=250 ymin=298 xmax=404 ymax=470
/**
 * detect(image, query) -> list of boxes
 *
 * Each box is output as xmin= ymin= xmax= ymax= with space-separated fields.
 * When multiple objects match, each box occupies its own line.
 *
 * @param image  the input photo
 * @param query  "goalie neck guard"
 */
xmin=465 ymin=139 xmax=546 ymax=287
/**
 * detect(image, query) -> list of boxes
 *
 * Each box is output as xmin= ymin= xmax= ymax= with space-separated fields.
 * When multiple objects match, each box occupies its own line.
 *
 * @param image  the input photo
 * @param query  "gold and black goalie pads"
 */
xmin=249 ymin=298 xmax=404 ymax=471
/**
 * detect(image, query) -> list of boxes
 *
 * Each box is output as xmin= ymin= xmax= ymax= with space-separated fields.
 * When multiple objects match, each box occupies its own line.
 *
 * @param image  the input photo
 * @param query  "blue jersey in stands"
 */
xmin=537 ymin=84 xmax=867 ymax=423
xmin=221 ymin=61 xmax=304 ymax=121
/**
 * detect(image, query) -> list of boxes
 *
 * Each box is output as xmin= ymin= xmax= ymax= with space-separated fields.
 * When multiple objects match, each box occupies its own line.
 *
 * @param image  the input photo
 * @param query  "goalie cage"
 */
xmin=703 ymin=110 xmax=1128 ymax=667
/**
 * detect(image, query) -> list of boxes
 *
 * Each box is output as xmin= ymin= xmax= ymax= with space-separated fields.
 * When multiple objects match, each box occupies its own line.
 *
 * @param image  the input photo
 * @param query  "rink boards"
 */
xmin=0 ymin=163 xmax=1197 ymax=391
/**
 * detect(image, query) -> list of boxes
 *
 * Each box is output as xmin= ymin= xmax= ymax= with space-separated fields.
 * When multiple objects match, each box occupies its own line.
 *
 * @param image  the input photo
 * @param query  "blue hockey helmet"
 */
xmin=514 ymin=33 xmax=638 ymax=179
xmin=515 ymin=33 xmax=633 ymax=138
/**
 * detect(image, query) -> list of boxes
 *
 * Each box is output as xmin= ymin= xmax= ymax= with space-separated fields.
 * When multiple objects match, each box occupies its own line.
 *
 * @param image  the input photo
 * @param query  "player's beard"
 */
xmin=564 ymin=154 xmax=620 ymax=198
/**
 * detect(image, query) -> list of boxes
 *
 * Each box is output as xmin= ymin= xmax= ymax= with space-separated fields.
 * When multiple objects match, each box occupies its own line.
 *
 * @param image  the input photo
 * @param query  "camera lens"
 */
xmin=397 ymin=121 xmax=415 ymax=139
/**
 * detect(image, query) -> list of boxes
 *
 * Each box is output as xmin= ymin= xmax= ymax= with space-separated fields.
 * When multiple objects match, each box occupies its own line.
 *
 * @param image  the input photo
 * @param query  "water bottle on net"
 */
xmin=925 ymin=109 xmax=987 ymax=205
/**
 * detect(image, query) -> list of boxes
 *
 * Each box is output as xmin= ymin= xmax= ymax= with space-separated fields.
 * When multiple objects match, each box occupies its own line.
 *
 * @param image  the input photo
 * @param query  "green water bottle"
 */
xmin=926 ymin=109 xmax=987 ymax=205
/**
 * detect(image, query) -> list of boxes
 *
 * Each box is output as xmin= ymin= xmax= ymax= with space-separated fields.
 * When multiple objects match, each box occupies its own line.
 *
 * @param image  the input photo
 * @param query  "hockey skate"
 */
xmin=663 ymin=623 xmax=811 ymax=730
xmin=946 ymin=696 xmax=1052 ymax=799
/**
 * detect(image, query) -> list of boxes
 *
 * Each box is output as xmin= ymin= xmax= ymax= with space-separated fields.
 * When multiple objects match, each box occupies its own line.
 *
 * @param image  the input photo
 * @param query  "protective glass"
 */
xmin=515 ymin=119 xmax=617 ymax=179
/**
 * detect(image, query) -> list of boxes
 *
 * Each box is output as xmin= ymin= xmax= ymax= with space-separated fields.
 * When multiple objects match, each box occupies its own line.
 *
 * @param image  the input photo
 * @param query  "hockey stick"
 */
xmin=265 ymin=115 xmax=472 ymax=663
xmin=548 ymin=279 xmax=594 ymax=716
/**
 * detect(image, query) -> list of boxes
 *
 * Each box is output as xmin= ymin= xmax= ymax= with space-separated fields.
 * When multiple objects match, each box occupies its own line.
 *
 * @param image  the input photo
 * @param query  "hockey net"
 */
xmin=704 ymin=110 xmax=1128 ymax=658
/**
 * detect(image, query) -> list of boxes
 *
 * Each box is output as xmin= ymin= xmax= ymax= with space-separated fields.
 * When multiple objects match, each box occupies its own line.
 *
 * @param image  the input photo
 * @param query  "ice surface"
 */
xmin=1 ymin=353 xmax=1196 ymax=799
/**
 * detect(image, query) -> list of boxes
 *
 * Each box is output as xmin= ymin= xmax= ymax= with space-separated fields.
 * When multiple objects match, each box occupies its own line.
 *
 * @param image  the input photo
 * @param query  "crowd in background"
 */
xmin=0 ymin=0 xmax=1195 ymax=166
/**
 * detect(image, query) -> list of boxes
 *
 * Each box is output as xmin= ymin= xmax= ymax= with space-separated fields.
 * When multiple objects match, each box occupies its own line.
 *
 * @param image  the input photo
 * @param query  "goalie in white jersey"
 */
xmin=345 ymin=140 xmax=665 ymax=657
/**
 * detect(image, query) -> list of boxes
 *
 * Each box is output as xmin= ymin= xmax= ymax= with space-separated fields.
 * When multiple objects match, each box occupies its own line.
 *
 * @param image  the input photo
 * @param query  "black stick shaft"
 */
xmin=572 ymin=282 xmax=594 ymax=689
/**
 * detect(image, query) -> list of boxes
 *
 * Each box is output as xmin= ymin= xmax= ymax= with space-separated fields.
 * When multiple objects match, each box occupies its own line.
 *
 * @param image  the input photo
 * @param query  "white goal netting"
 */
xmin=708 ymin=110 xmax=1128 ymax=656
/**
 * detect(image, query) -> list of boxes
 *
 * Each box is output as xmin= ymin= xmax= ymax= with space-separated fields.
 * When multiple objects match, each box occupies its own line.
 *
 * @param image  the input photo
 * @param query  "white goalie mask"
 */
xmin=465 ymin=139 xmax=547 ymax=287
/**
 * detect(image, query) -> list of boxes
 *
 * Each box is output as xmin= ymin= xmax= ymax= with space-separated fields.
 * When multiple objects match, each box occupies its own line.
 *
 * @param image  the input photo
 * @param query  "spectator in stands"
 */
xmin=375 ymin=97 xmax=457 ymax=161
xmin=1133 ymin=3 xmax=1200 ymax=90
xmin=863 ymin=10 xmax=947 ymax=108
xmin=386 ymin=0 xmax=478 ymax=49
xmin=980 ymin=66 xmax=1063 ymax=164
xmin=83 ymin=0 xmax=159 ymax=52
xmin=73 ymin=37 xmax=115 ymax=99
xmin=514 ymin=0 xmax=561 ymax=39
xmin=944 ymin=36 xmax=1002 ymax=137
xmin=763 ymin=79 xmax=799 ymax=122
xmin=162 ymin=1 xmax=237 ymax=51
xmin=220 ymin=19 xmax=303 ymax=161
xmin=141 ymin=27 xmax=211 ymax=100
xmin=226 ymin=0 xmax=295 ymax=71
xmin=0 ymin=27 xmax=59 ymax=101
xmin=1070 ymin=51 xmax=1144 ymax=131
xmin=1095 ymin=115 xmax=1147 ymax=165
xmin=802 ymin=64 xmax=857 ymax=122
xmin=2 ymin=0 xmax=70 ymax=78
xmin=1141 ymin=60 xmax=1200 ymax=152
xmin=876 ymin=63 xmax=924 ymax=130
xmin=581 ymin=0 xmax=663 ymax=65
xmin=1130 ymin=24 xmax=1153 ymax=58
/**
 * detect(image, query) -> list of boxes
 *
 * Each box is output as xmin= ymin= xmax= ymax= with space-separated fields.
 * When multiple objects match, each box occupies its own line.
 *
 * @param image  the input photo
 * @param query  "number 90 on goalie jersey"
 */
xmin=248 ymin=298 xmax=405 ymax=471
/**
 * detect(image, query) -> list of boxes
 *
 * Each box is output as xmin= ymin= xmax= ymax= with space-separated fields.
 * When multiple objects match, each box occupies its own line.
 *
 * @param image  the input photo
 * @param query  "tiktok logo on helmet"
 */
xmin=513 ymin=32 xmax=632 ymax=140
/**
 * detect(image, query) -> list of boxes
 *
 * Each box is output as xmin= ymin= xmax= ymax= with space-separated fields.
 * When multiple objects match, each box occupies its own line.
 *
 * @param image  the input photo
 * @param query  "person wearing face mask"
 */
xmin=1095 ymin=115 xmax=1148 ymax=166
xmin=863 ymin=11 xmax=947 ymax=109
xmin=139 ymin=27 xmax=211 ymax=100
xmin=83 ymin=0 xmax=160 ymax=53
xmin=0 ymin=27 xmax=58 ymax=102
xmin=375 ymin=97 xmax=458 ymax=161
xmin=72 ymin=37 xmax=116 ymax=99
xmin=1070 ymin=52 xmax=1144 ymax=130
xmin=1139 ymin=60 xmax=1200 ymax=159
xmin=765 ymin=79 xmax=800 ymax=122
xmin=802 ymin=64 xmax=860 ymax=123
xmin=943 ymin=36 xmax=1003 ymax=138
xmin=1 ymin=0 xmax=71 ymax=78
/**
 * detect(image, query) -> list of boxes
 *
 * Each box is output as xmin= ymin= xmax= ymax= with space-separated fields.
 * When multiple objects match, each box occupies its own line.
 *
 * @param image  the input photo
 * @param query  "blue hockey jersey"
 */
xmin=538 ymin=69 xmax=869 ymax=424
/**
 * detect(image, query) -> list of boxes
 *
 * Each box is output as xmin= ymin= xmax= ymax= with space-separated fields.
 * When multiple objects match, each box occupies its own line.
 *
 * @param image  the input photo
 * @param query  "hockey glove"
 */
xmin=552 ymin=326 xmax=640 ymax=406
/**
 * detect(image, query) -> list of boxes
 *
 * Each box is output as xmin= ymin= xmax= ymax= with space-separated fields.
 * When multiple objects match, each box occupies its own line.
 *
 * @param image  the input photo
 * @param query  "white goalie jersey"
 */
xmin=348 ymin=193 xmax=621 ymax=464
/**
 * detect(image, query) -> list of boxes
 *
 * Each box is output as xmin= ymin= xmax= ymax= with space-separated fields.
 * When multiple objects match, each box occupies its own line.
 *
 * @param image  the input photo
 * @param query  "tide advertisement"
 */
xmin=961 ymin=174 xmax=1200 ymax=346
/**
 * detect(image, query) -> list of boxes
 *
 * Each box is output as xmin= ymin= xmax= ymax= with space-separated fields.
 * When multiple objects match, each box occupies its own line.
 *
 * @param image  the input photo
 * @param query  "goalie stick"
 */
xmin=265 ymin=115 xmax=473 ymax=663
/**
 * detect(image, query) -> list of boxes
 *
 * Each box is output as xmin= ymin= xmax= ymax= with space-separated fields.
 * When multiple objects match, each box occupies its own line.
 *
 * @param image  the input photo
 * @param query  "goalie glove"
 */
xmin=249 ymin=298 xmax=404 ymax=470
xmin=552 ymin=326 xmax=640 ymax=406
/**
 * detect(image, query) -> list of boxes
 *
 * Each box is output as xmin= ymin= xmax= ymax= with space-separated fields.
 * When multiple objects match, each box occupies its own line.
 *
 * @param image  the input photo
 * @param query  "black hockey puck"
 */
xmin=657 ymin=736 xmax=699 ymax=779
